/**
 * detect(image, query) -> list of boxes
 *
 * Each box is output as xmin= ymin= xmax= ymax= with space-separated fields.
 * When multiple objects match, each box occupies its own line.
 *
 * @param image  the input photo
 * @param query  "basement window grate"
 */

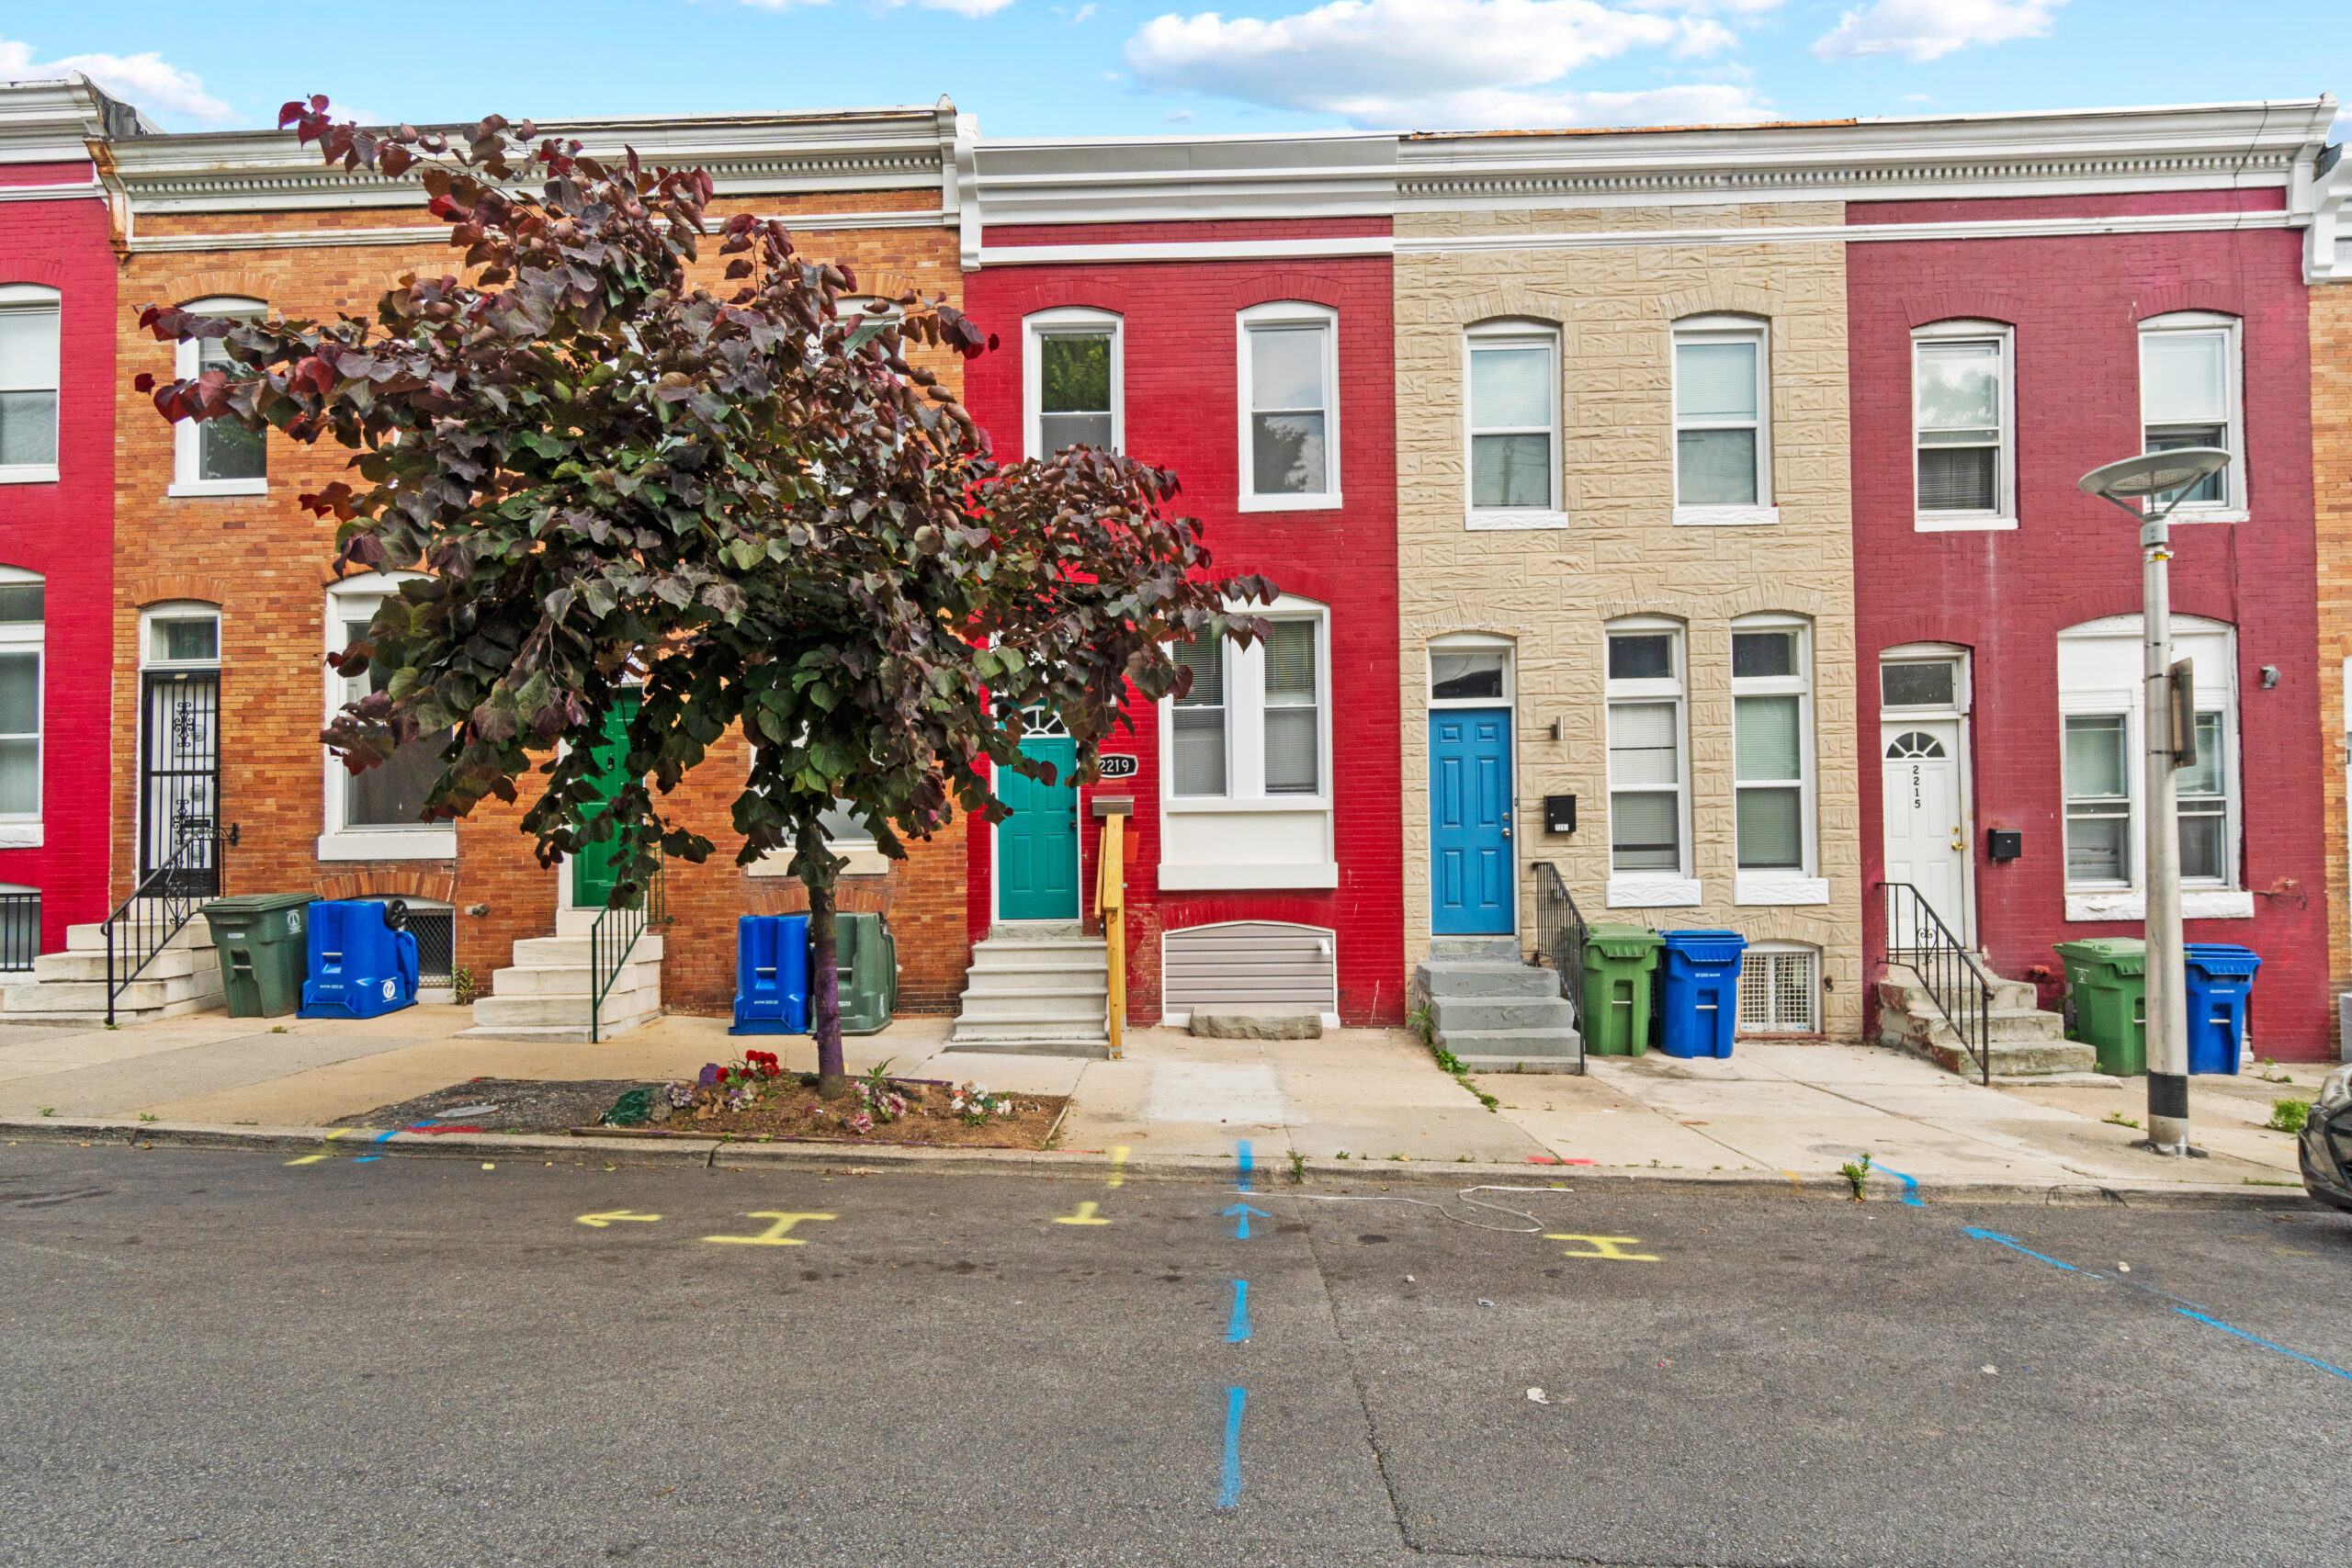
xmin=1737 ymin=944 xmax=1818 ymax=1034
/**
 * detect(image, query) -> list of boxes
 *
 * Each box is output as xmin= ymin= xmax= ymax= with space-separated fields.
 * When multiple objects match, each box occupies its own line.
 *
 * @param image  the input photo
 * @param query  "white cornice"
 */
xmin=127 ymin=206 xmax=955 ymax=254
xmin=972 ymin=130 xmax=1397 ymax=231
xmin=0 ymin=75 xmax=154 ymax=164
xmin=2310 ymin=147 xmax=2352 ymax=285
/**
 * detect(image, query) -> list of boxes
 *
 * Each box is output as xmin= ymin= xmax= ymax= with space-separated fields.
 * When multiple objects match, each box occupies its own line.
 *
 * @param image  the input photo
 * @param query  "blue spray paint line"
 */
xmin=1223 ymin=1202 xmax=1268 ymax=1239
xmin=352 ymin=1156 xmax=382 ymax=1164
xmin=1235 ymin=1140 xmax=1254 ymax=1191
xmin=1876 ymin=1165 xmax=1924 ymax=1205
xmin=1226 ymin=1280 xmax=1252 ymax=1343
xmin=1216 ymin=1386 xmax=1247 ymax=1508
xmin=1964 ymin=1227 xmax=2352 ymax=1382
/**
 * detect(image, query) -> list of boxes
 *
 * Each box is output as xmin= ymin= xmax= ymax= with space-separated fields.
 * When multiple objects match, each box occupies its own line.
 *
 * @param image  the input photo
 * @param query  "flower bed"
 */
xmin=591 ymin=1055 xmax=1068 ymax=1150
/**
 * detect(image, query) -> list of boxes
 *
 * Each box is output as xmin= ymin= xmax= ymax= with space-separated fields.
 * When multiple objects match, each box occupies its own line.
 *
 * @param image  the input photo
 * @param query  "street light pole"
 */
xmin=2079 ymin=446 xmax=2231 ymax=1157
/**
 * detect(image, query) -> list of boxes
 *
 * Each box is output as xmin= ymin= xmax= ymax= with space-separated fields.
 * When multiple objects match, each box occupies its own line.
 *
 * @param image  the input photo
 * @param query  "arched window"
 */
xmin=171 ymin=296 xmax=267 ymax=496
xmin=0 ymin=285 xmax=62 ymax=482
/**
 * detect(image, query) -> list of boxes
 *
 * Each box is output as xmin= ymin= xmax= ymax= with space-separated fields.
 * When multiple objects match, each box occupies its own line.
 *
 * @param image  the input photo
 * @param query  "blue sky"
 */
xmin=2 ymin=2 xmax=2340 ymax=141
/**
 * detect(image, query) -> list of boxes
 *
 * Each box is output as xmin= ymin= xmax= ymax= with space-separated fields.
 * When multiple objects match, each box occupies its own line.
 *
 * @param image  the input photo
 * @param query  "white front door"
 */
xmin=1882 ymin=720 xmax=1968 ymax=938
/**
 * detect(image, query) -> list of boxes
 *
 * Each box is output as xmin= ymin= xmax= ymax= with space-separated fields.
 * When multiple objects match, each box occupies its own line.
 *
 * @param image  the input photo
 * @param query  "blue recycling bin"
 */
xmin=1657 ymin=930 xmax=1747 ymax=1059
xmin=730 ymin=914 xmax=811 ymax=1035
xmin=299 ymin=899 xmax=420 ymax=1020
xmin=2183 ymin=942 xmax=2261 ymax=1076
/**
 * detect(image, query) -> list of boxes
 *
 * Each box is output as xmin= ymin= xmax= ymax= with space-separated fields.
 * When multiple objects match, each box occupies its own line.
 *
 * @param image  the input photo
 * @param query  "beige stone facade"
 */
xmin=1394 ymin=198 xmax=1861 ymax=1038
xmin=2314 ymin=279 xmax=2352 ymax=1003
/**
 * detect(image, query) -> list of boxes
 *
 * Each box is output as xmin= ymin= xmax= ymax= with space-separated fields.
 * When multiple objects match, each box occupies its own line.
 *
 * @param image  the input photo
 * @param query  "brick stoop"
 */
xmin=1875 ymin=962 xmax=2094 ymax=1078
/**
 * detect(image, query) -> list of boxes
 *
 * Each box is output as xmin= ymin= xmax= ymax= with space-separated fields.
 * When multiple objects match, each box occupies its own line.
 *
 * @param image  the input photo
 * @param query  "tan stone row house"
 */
xmin=69 ymin=105 xmax=975 ymax=1031
xmin=2312 ymin=150 xmax=2352 ymax=1049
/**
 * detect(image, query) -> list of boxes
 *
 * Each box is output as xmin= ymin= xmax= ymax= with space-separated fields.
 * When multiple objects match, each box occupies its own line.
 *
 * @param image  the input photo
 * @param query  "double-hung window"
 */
xmin=1605 ymin=622 xmax=1688 ymax=884
xmin=1673 ymin=317 xmax=1770 ymax=522
xmin=171 ymin=297 xmax=267 ymax=496
xmin=1024 ymin=308 xmax=1121 ymax=457
xmin=2140 ymin=313 xmax=2244 ymax=514
xmin=322 ymin=574 xmax=456 ymax=859
xmin=1466 ymin=322 xmax=1558 ymax=525
xmin=1913 ymin=321 xmax=2013 ymax=527
xmin=1238 ymin=302 xmax=1339 ymax=509
xmin=1169 ymin=614 xmax=1326 ymax=800
xmin=0 ymin=570 xmax=41 ymax=827
xmin=2062 ymin=715 xmax=2132 ymax=886
xmin=0 ymin=285 xmax=60 ymax=481
xmin=1171 ymin=637 xmax=1228 ymax=797
xmin=1731 ymin=618 xmax=1814 ymax=877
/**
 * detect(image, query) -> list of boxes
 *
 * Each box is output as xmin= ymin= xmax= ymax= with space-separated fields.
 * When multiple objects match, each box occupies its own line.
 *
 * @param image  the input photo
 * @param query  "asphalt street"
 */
xmin=1 ymin=1141 xmax=2346 ymax=1567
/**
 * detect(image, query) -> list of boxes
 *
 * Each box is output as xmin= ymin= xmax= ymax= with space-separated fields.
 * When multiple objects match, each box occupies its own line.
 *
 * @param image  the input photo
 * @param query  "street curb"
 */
xmin=0 ymin=1115 xmax=2320 ymax=1210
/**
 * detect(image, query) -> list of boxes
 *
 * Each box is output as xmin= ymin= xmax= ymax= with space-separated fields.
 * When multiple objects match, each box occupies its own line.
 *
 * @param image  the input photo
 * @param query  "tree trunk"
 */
xmin=808 ymin=874 xmax=846 ymax=1100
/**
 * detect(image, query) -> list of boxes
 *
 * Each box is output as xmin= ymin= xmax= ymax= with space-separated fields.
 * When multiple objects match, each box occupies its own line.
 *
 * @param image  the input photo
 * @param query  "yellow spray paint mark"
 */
xmin=1781 ymin=1169 xmax=1803 ymax=1195
xmin=284 ymin=1154 xmax=331 ymax=1167
xmin=1546 ymin=1234 xmax=1660 ymax=1262
xmin=704 ymin=1212 xmax=835 ymax=1247
xmin=576 ymin=1209 xmax=662 ymax=1228
xmin=1107 ymin=1147 xmax=1130 ymax=1189
xmin=1053 ymin=1201 xmax=1112 ymax=1226
xmin=323 ymin=1129 xmax=356 ymax=1142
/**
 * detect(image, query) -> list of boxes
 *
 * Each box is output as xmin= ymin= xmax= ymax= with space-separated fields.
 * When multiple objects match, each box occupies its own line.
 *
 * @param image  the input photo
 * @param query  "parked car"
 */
xmin=2299 ymin=1066 xmax=2352 ymax=1213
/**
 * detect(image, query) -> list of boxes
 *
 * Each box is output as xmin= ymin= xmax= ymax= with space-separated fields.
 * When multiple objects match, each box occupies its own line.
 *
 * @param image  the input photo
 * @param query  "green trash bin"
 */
xmin=200 ymin=894 xmax=319 ymax=1018
xmin=2052 ymin=937 xmax=2147 ymax=1077
xmin=835 ymin=911 xmax=899 ymax=1036
xmin=1581 ymin=924 xmax=1663 ymax=1056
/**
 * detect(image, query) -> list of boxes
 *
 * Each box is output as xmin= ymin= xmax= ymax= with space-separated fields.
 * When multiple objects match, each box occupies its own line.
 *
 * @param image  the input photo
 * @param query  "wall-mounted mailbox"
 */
xmin=1986 ymin=827 xmax=2022 ymax=862
xmin=1543 ymin=795 xmax=1577 ymax=834
xmin=1090 ymin=795 xmax=1136 ymax=818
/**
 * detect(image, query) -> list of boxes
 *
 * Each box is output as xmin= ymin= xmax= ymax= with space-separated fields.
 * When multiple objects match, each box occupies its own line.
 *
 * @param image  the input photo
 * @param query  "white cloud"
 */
xmin=1811 ymin=0 xmax=2062 ymax=62
xmin=0 ymin=35 xmax=233 ymax=122
xmin=1125 ymin=0 xmax=1763 ymax=129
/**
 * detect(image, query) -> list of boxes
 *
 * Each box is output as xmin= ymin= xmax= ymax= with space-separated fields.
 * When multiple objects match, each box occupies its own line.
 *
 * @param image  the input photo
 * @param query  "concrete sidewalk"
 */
xmin=0 ymin=1002 xmax=2323 ymax=1195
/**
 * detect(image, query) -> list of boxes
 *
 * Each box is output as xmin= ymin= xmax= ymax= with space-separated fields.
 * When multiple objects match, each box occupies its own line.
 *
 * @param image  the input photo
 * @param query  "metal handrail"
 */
xmin=103 ymin=829 xmax=220 ymax=1026
xmin=588 ymin=864 xmax=667 ymax=1043
xmin=1531 ymin=862 xmax=1590 ymax=1034
xmin=1878 ymin=881 xmax=1993 ymax=1086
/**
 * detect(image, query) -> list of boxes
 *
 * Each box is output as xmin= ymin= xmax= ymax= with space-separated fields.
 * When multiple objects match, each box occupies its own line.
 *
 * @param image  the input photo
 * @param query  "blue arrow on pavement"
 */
xmin=1234 ymin=1139 xmax=1254 ymax=1191
xmin=1222 ymin=1202 xmax=1269 ymax=1239
xmin=1226 ymin=1279 xmax=1251 ymax=1342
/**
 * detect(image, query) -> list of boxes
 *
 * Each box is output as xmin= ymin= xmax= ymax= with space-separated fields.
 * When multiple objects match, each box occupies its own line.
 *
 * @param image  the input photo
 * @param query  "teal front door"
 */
xmin=571 ymin=696 xmax=639 ymax=908
xmin=997 ymin=735 xmax=1080 ymax=920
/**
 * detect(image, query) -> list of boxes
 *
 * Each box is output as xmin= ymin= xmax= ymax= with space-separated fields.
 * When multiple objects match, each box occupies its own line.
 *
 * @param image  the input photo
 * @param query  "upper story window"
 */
xmin=0 ymin=286 xmax=60 ymax=483
xmin=1913 ymin=320 xmax=2014 ymax=530
xmin=2140 ymin=312 xmax=2244 ymax=514
xmin=171 ymin=297 xmax=267 ymax=497
xmin=0 ymin=569 xmax=42 ymax=821
xmin=1465 ymin=321 xmax=1558 ymax=523
xmin=1024 ymin=308 xmax=1121 ymax=457
xmin=1605 ymin=618 xmax=1688 ymax=878
xmin=1238 ymin=302 xmax=1339 ymax=511
xmin=1165 ymin=601 xmax=1329 ymax=803
xmin=1673 ymin=316 xmax=1770 ymax=520
xmin=1731 ymin=616 xmax=1815 ymax=874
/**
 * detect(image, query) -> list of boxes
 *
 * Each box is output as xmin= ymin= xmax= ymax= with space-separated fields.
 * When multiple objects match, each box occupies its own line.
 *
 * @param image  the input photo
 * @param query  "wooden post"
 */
xmin=1095 ymin=809 xmax=1126 ymax=1060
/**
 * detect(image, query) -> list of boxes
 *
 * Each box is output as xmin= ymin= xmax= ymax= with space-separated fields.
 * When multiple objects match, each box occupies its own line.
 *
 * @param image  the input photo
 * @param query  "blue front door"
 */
xmin=1430 ymin=709 xmax=1512 ymax=935
xmin=998 ymin=735 xmax=1080 ymax=920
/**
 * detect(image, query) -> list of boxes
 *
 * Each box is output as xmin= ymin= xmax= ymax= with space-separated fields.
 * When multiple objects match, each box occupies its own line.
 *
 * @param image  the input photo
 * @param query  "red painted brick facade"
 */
xmin=0 ymin=160 xmax=117 ymax=948
xmin=962 ymin=221 xmax=1405 ymax=1026
xmin=1848 ymin=190 xmax=2331 ymax=1057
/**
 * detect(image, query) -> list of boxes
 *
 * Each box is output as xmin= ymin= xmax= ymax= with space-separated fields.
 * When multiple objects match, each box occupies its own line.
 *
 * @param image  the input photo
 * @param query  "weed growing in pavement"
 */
xmin=1839 ymin=1153 xmax=1873 ymax=1200
xmin=2267 ymin=1099 xmax=2312 ymax=1134
xmin=1336 ymin=1150 xmax=1350 ymax=1159
xmin=1420 ymin=1029 xmax=1502 ymax=1115
xmin=2256 ymin=1058 xmax=2295 ymax=1085
xmin=451 ymin=965 xmax=480 ymax=1007
xmin=1389 ymin=1153 xmax=1408 ymax=1161
xmin=1455 ymin=1155 xmax=1473 ymax=1163
xmin=270 ymin=1026 xmax=288 ymax=1034
xmin=138 ymin=1113 xmax=158 ymax=1123
xmin=1287 ymin=1150 xmax=1306 ymax=1183
xmin=38 ymin=1108 xmax=53 ymax=1117
xmin=2102 ymin=1111 xmax=2141 ymax=1129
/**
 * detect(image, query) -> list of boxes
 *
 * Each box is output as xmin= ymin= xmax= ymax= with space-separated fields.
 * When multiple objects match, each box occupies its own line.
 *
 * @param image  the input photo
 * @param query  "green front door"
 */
xmin=997 ymin=734 xmax=1079 ymax=920
xmin=571 ymin=696 xmax=640 ymax=908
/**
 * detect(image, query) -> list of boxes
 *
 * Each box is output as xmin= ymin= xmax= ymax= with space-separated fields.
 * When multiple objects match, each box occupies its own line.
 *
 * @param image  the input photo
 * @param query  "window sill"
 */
xmin=1606 ymin=875 xmax=1700 ymax=908
xmin=1734 ymin=873 xmax=1828 ymax=906
xmin=1914 ymin=513 xmax=2017 ymax=534
xmin=750 ymin=846 xmax=889 ymax=878
xmin=0 ymin=822 xmax=41 ymax=849
xmin=1466 ymin=509 xmax=1570 ymax=532
xmin=1159 ymin=861 xmax=1339 ymax=890
xmin=2064 ymin=888 xmax=2255 ymax=921
xmin=317 ymin=830 xmax=456 ymax=862
xmin=0 ymin=465 xmax=58 ymax=486
xmin=168 ymin=479 xmax=267 ymax=498
xmin=1238 ymin=492 xmax=1342 ymax=514
xmin=1163 ymin=796 xmax=1331 ymax=815
xmin=1673 ymin=505 xmax=1778 ymax=527
xmin=2170 ymin=508 xmax=2249 ymax=525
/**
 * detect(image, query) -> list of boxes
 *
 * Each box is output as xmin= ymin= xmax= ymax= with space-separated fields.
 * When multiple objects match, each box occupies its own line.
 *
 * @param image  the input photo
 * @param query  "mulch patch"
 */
xmin=333 ymin=1078 xmax=642 ymax=1135
xmin=595 ymin=1077 xmax=1069 ymax=1151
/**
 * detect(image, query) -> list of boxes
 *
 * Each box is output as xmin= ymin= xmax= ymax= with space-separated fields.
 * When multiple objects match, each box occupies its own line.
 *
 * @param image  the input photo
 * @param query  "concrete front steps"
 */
xmin=946 ymin=921 xmax=1109 ymax=1057
xmin=1876 ymin=963 xmax=2096 ymax=1079
xmin=459 ymin=907 xmax=663 ymax=1043
xmin=0 ymin=910 xmax=225 ymax=1026
xmin=1415 ymin=936 xmax=1583 ymax=1074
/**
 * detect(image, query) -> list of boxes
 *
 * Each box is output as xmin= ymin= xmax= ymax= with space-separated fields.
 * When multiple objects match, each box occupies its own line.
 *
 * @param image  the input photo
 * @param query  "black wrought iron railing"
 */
xmin=589 ymin=865 xmax=668 ymax=1043
xmin=1879 ymin=881 xmax=1992 ymax=1086
xmin=104 ymin=829 xmax=220 ymax=1025
xmin=0 ymin=890 xmax=39 ymax=973
xmin=1531 ymin=862 xmax=1590 ymax=1034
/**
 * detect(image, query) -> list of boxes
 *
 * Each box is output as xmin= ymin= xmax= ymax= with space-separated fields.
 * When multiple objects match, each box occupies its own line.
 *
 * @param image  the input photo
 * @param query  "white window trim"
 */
xmin=321 ymin=570 xmax=456 ymax=861
xmin=1878 ymin=641 xmax=1973 ymax=720
xmin=1604 ymin=615 xmax=1693 ymax=903
xmin=1427 ymin=630 xmax=1515 ymax=711
xmin=750 ymin=802 xmax=890 ymax=878
xmin=2057 ymin=614 xmax=2243 ymax=917
xmin=0 ymin=284 xmax=62 ymax=486
xmin=1159 ymin=595 xmax=1331 ymax=812
xmin=1237 ymin=301 xmax=1340 ymax=513
xmin=1464 ymin=320 xmax=1566 ymax=531
xmin=1730 ymin=613 xmax=1824 ymax=904
xmin=1912 ymin=318 xmax=2016 ymax=533
xmin=168 ymin=296 xmax=268 ymax=498
xmin=140 ymin=601 xmax=220 ymax=671
xmin=1023 ymin=306 xmax=1123 ymax=461
xmin=1672 ymin=314 xmax=1777 ymax=527
xmin=0 ymin=565 xmax=43 ymax=838
xmin=2138 ymin=310 xmax=2248 ymax=522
